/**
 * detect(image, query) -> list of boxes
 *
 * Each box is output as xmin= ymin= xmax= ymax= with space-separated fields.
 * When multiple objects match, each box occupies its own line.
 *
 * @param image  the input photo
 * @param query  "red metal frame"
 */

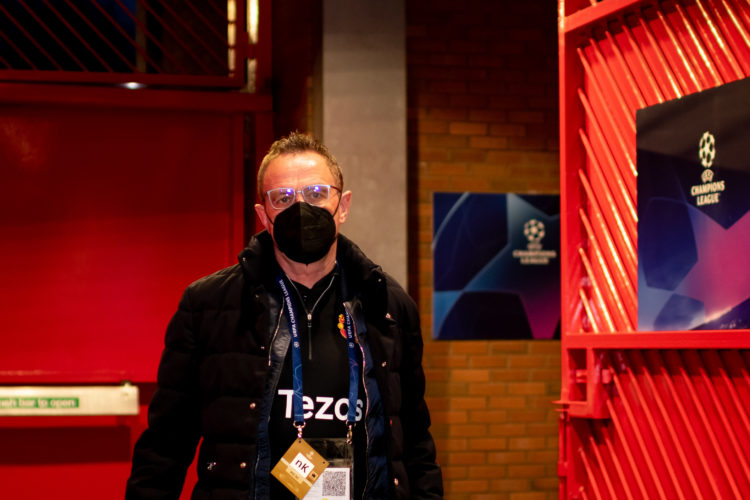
xmin=0 ymin=0 xmax=270 ymax=89
xmin=558 ymin=0 xmax=750 ymax=497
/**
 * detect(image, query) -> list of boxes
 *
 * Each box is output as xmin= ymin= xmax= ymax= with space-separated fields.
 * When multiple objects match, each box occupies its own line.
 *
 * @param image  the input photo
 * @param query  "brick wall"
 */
xmin=406 ymin=2 xmax=561 ymax=498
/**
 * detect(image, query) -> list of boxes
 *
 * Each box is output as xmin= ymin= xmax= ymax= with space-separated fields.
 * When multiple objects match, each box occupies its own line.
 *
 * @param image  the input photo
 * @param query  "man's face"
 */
xmin=254 ymin=152 xmax=351 ymax=239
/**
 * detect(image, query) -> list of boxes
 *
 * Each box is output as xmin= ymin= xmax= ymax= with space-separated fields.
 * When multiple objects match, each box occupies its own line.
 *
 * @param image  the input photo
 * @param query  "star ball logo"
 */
xmin=691 ymin=131 xmax=724 ymax=206
xmin=699 ymin=131 xmax=715 ymax=169
xmin=523 ymin=219 xmax=545 ymax=247
xmin=513 ymin=218 xmax=557 ymax=265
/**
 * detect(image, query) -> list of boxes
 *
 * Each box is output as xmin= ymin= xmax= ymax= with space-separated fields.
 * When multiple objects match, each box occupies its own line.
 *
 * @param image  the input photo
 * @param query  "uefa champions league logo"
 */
xmin=690 ymin=131 xmax=724 ymax=206
xmin=699 ymin=131 xmax=715 ymax=169
xmin=513 ymin=218 xmax=556 ymax=265
xmin=523 ymin=219 xmax=545 ymax=246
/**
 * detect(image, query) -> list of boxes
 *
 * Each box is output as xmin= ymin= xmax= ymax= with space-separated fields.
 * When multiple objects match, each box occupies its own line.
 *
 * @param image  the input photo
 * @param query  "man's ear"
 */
xmin=337 ymin=190 xmax=352 ymax=223
xmin=254 ymin=203 xmax=271 ymax=231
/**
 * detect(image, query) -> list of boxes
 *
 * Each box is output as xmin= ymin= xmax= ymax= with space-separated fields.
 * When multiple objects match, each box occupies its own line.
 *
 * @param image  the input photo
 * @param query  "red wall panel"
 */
xmin=1 ymin=105 xmax=240 ymax=383
xmin=0 ymin=86 xmax=272 ymax=499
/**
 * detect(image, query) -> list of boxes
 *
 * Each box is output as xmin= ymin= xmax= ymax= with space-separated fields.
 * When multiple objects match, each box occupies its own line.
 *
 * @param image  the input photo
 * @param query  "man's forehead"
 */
xmin=265 ymin=152 xmax=334 ymax=183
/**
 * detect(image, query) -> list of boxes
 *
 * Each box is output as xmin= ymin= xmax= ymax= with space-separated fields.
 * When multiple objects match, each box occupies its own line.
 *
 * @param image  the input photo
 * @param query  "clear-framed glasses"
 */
xmin=265 ymin=184 xmax=341 ymax=210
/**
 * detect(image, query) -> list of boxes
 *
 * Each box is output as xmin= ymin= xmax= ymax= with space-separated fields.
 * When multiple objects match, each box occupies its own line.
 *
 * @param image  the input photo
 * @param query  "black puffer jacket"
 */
xmin=126 ymin=231 xmax=443 ymax=499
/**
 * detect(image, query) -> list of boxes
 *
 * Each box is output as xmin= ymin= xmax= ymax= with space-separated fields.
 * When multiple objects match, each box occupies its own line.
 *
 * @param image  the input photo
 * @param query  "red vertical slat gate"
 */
xmin=558 ymin=0 xmax=750 ymax=498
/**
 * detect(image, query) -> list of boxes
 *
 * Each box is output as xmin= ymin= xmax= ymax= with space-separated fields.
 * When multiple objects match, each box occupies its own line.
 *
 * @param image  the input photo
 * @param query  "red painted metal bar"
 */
xmin=183 ymin=0 xmax=230 ymax=45
xmin=564 ymin=332 xmax=750 ymax=350
xmin=17 ymin=0 xmax=87 ymax=71
xmin=693 ymin=352 xmax=750 ymax=486
xmin=578 ymin=247 xmax=617 ymax=332
xmin=724 ymin=350 xmax=750 ymax=404
xmin=0 ymin=3 xmax=60 ymax=70
xmin=694 ymin=0 xmax=745 ymax=79
xmin=580 ymin=208 xmax=636 ymax=318
xmin=647 ymin=4 xmax=702 ymax=94
xmin=579 ymin=166 xmax=635 ymax=290
xmin=672 ymin=351 xmax=742 ymax=497
xmin=735 ymin=0 xmax=750 ymax=32
xmin=630 ymin=350 xmax=703 ymax=497
xmin=63 ymin=0 xmax=137 ymax=72
xmin=577 ymin=143 xmax=637 ymax=275
xmin=619 ymin=21 xmax=668 ymax=103
xmin=151 ymin=0 xmax=229 ymax=68
xmin=591 ymin=241 xmax=633 ymax=332
xmin=703 ymin=351 xmax=750 ymax=470
xmin=579 ymin=288 xmax=600 ymax=333
xmin=41 ymin=0 xmax=116 ymax=72
xmin=0 ymin=81 xmax=272 ymax=112
xmin=710 ymin=0 xmax=750 ymax=74
xmin=578 ymin=446 xmax=605 ymax=499
xmin=603 ymin=30 xmax=647 ymax=110
xmin=669 ymin=1 xmax=726 ymax=85
xmin=0 ymin=69 xmax=243 ymax=87
xmin=580 ymin=211 xmax=635 ymax=331
xmin=108 ymin=0 xmax=186 ymax=74
xmin=586 ymin=429 xmax=618 ymax=498
xmin=562 ymin=0 xmax=644 ymax=33
xmin=609 ymin=353 xmax=668 ymax=498
xmin=605 ymin=398 xmax=650 ymax=499
xmin=136 ymin=0 xmax=214 ymax=75
xmin=577 ymin=92 xmax=637 ymax=235
xmin=635 ymin=14 xmax=685 ymax=98
xmin=0 ymin=29 xmax=36 ymax=70
xmin=579 ymin=45 xmax=638 ymax=186
xmin=619 ymin=351 xmax=687 ymax=499
xmin=589 ymin=36 xmax=636 ymax=135
xmin=599 ymin=425 xmax=635 ymax=500
xmin=649 ymin=351 xmax=723 ymax=498
xmin=653 ymin=4 xmax=708 ymax=92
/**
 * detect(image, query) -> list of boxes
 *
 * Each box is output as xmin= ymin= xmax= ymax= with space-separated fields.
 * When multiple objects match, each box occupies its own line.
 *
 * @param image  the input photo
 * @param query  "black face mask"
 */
xmin=271 ymin=202 xmax=337 ymax=264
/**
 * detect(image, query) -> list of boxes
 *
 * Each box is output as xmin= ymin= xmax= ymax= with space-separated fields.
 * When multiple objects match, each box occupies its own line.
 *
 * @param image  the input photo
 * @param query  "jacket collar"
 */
xmin=238 ymin=230 xmax=278 ymax=287
xmin=238 ymin=231 xmax=387 ymax=309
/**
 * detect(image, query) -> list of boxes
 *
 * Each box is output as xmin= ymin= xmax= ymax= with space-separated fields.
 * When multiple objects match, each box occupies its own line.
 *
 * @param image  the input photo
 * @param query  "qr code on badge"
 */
xmin=322 ymin=470 xmax=348 ymax=496
xmin=302 ymin=467 xmax=349 ymax=499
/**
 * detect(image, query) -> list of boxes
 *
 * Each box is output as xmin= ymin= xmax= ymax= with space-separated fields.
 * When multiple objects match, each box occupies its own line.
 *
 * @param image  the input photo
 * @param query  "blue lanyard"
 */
xmin=276 ymin=273 xmax=360 ymax=440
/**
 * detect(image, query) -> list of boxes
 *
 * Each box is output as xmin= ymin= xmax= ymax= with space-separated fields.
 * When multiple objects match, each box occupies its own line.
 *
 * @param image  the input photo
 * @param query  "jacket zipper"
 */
xmin=346 ymin=301 xmax=370 ymax=496
xmin=286 ymin=273 xmax=337 ymax=361
xmin=268 ymin=301 xmax=285 ymax=367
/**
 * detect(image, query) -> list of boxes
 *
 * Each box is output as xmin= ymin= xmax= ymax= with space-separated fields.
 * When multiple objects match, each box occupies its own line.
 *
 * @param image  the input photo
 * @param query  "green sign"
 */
xmin=0 ymin=397 xmax=80 ymax=410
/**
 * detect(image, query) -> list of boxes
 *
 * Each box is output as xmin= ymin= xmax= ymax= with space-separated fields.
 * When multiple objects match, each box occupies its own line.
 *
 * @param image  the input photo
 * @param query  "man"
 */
xmin=126 ymin=132 xmax=443 ymax=499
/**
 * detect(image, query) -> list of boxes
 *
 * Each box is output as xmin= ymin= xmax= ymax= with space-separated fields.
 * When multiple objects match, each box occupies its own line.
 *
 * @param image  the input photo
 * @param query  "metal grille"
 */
xmin=572 ymin=0 xmax=749 ymax=336
xmin=559 ymin=0 xmax=750 ymax=497
xmin=0 ymin=0 xmax=256 ymax=88
xmin=569 ymin=349 xmax=750 ymax=499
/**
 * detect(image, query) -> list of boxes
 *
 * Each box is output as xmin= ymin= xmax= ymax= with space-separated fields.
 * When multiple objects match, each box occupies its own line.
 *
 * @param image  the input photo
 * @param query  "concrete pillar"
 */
xmin=320 ymin=0 xmax=408 ymax=287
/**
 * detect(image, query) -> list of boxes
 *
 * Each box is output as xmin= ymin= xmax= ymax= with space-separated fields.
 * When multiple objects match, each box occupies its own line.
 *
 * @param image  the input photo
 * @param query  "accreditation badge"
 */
xmin=271 ymin=438 xmax=329 ymax=498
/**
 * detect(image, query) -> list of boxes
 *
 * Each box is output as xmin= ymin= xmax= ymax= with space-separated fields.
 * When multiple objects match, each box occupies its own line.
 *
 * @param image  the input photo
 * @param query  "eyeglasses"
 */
xmin=265 ymin=184 xmax=341 ymax=210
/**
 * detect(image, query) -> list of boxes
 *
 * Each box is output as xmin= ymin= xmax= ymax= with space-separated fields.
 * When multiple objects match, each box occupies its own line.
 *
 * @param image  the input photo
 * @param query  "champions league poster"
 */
xmin=637 ymin=76 xmax=750 ymax=331
xmin=432 ymin=193 xmax=560 ymax=340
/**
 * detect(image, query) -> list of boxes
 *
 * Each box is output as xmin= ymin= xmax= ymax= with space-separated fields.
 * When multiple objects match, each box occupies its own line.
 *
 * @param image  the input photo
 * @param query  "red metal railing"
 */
xmin=558 ymin=0 xmax=750 ymax=497
xmin=0 ymin=0 xmax=268 ymax=89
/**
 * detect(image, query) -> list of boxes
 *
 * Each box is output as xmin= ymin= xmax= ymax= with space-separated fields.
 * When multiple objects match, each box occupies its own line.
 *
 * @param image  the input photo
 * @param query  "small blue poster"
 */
xmin=432 ymin=192 xmax=560 ymax=340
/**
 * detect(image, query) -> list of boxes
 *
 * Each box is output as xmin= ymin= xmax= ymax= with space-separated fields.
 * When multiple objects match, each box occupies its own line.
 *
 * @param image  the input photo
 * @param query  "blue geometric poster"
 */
xmin=637 ymin=76 xmax=750 ymax=331
xmin=432 ymin=192 xmax=560 ymax=340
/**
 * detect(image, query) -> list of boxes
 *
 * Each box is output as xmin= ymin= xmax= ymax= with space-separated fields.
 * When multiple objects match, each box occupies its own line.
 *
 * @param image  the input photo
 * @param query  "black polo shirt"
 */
xmin=269 ymin=270 xmax=367 ymax=499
